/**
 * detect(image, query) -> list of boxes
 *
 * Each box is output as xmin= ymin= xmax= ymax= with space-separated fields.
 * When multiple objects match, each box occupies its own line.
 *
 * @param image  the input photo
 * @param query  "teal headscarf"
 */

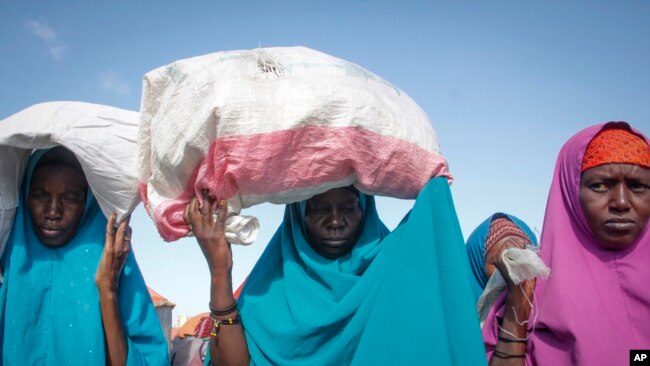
xmin=465 ymin=213 xmax=538 ymax=301
xmin=231 ymin=177 xmax=486 ymax=365
xmin=0 ymin=149 xmax=169 ymax=365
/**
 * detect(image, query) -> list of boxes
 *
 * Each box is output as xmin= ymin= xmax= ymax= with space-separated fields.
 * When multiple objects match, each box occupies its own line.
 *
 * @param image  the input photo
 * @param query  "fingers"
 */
xmin=186 ymin=192 xmax=227 ymax=223
xmin=113 ymin=215 xmax=132 ymax=258
xmin=118 ymin=227 xmax=132 ymax=257
xmin=115 ymin=215 xmax=131 ymax=243
xmin=185 ymin=197 xmax=201 ymax=229
xmin=105 ymin=213 xmax=117 ymax=251
xmin=493 ymin=236 xmax=529 ymax=268
xmin=97 ymin=214 xmax=131 ymax=289
xmin=501 ymin=235 xmax=529 ymax=250
xmin=199 ymin=190 xmax=210 ymax=217
xmin=185 ymin=191 xmax=229 ymax=244
xmin=214 ymin=199 xmax=228 ymax=223
xmin=184 ymin=198 xmax=195 ymax=232
xmin=183 ymin=200 xmax=190 ymax=225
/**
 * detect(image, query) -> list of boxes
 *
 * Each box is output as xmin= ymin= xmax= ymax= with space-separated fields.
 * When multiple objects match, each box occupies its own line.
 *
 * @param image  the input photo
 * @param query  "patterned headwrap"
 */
xmin=581 ymin=126 xmax=650 ymax=172
xmin=484 ymin=217 xmax=530 ymax=256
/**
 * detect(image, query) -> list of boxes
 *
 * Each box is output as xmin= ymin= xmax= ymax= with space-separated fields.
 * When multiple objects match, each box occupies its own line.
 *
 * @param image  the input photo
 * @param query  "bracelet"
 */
xmin=497 ymin=322 xmax=529 ymax=342
xmin=493 ymin=350 xmax=526 ymax=359
xmin=210 ymin=313 xmax=241 ymax=337
xmin=209 ymin=301 xmax=237 ymax=316
xmin=498 ymin=336 xmax=527 ymax=344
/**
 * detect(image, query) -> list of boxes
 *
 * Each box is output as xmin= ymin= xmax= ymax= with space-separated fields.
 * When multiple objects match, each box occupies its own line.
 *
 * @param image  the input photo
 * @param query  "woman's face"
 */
xmin=483 ymin=244 xmax=500 ymax=279
xmin=304 ymin=187 xmax=363 ymax=259
xmin=28 ymin=165 xmax=87 ymax=247
xmin=580 ymin=163 xmax=650 ymax=250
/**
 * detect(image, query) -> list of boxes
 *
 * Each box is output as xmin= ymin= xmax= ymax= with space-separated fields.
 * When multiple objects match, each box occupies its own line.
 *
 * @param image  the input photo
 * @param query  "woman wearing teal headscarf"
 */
xmin=465 ymin=213 xmax=538 ymax=301
xmin=186 ymin=178 xmax=486 ymax=365
xmin=0 ymin=147 xmax=169 ymax=365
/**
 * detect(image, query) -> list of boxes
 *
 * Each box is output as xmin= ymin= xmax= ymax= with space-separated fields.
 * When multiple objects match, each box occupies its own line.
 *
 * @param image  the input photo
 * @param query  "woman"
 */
xmin=186 ymin=178 xmax=487 ymax=365
xmin=0 ymin=147 xmax=169 ymax=365
xmin=483 ymin=122 xmax=650 ymax=365
xmin=466 ymin=213 xmax=538 ymax=301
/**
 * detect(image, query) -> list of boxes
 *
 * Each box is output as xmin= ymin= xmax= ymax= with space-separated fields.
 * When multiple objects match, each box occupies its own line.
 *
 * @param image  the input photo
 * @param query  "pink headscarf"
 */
xmin=482 ymin=122 xmax=650 ymax=366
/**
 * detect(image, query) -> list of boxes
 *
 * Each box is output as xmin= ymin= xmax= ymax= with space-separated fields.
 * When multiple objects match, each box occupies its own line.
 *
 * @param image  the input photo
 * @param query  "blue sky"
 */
xmin=1 ymin=1 xmax=649 ymax=319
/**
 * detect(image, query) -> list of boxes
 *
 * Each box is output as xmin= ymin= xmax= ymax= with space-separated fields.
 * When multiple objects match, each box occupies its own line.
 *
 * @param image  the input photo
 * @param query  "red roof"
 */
xmin=147 ymin=287 xmax=176 ymax=308
xmin=177 ymin=312 xmax=211 ymax=339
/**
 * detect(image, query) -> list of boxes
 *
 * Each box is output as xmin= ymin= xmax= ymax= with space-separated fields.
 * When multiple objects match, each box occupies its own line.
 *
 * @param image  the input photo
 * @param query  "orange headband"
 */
xmin=582 ymin=127 xmax=650 ymax=172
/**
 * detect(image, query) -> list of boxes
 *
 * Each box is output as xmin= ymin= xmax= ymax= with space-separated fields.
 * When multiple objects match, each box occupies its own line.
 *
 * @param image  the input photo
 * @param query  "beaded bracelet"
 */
xmin=209 ymin=301 xmax=238 ymax=316
xmin=210 ymin=313 xmax=241 ymax=337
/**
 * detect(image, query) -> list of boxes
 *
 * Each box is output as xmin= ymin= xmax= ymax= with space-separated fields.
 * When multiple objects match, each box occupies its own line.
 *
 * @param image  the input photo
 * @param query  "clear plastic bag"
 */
xmin=477 ymin=246 xmax=550 ymax=327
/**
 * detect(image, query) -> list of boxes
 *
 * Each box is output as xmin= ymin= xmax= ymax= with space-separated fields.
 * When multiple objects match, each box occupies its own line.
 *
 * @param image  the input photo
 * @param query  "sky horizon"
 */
xmin=1 ymin=0 xmax=649 ymax=321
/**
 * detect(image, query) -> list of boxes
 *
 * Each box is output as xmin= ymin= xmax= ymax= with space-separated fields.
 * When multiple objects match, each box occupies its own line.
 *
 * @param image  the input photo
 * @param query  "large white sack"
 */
xmin=0 ymin=101 xmax=141 ymax=257
xmin=139 ymin=46 xmax=451 ymax=242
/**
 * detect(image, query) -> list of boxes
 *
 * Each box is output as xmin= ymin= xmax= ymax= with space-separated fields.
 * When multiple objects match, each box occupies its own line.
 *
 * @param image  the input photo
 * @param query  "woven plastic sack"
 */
xmin=0 ymin=101 xmax=141 ymax=257
xmin=139 ymin=46 xmax=451 ymax=242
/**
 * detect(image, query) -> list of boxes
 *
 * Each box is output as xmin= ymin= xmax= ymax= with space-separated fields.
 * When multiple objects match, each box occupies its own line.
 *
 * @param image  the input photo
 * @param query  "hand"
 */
xmin=184 ymin=190 xmax=231 ymax=274
xmin=493 ymin=235 xmax=529 ymax=287
xmin=494 ymin=235 xmax=535 ymax=319
xmin=95 ymin=213 xmax=131 ymax=293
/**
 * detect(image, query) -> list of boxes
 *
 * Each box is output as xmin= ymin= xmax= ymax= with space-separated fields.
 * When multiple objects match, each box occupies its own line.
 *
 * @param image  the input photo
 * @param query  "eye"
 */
xmin=342 ymin=204 xmax=358 ymax=212
xmin=307 ymin=203 xmax=327 ymax=213
xmin=628 ymin=181 xmax=650 ymax=193
xmin=589 ymin=182 xmax=610 ymax=193
xmin=62 ymin=193 xmax=85 ymax=205
xmin=29 ymin=191 xmax=49 ymax=200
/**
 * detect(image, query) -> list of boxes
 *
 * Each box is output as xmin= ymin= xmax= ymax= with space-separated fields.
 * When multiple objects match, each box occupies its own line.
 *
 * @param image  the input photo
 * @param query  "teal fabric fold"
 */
xmin=0 ymin=149 xmax=169 ymax=366
xmin=234 ymin=177 xmax=486 ymax=365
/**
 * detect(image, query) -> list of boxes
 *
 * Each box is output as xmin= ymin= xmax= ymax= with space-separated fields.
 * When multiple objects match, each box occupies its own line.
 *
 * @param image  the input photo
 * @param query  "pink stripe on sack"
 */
xmin=148 ymin=126 xmax=450 ymax=241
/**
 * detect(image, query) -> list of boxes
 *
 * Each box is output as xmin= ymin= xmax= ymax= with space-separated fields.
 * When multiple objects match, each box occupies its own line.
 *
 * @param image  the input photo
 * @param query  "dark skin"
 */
xmin=184 ymin=191 xmax=248 ymax=366
xmin=490 ymin=162 xmax=650 ymax=366
xmin=488 ymin=235 xmax=535 ymax=366
xmin=27 ymin=164 xmax=132 ymax=366
xmin=579 ymin=163 xmax=650 ymax=250
xmin=483 ymin=231 xmax=528 ymax=279
xmin=96 ymin=213 xmax=132 ymax=366
xmin=28 ymin=166 xmax=87 ymax=247
xmin=304 ymin=187 xmax=363 ymax=259
xmin=185 ymin=187 xmax=363 ymax=366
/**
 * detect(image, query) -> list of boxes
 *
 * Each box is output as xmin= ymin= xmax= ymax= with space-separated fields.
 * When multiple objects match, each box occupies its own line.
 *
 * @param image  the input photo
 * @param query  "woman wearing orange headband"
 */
xmin=483 ymin=122 xmax=650 ymax=366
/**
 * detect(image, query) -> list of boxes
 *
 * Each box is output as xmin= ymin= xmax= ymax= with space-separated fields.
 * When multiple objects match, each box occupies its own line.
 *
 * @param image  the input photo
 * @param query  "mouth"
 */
xmin=38 ymin=226 xmax=65 ymax=237
xmin=603 ymin=219 xmax=636 ymax=233
xmin=321 ymin=238 xmax=349 ymax=247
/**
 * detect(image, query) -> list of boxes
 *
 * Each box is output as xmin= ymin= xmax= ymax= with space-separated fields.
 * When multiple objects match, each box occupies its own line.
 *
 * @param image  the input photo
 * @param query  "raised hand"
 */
xmin=184 ymin=190 xmax=231 ymax=274
xmin=96 ymin=213 xmax=131 ymax=365
xmin=184 ymin=191 xmax=250 ymax=365
xmin=493 ymin=235 xmax=530 ymax=287
xmin=95 ymin=213 xmax=131 ymax=292
xmin=493 ymin=235 xmax=535 ymax=349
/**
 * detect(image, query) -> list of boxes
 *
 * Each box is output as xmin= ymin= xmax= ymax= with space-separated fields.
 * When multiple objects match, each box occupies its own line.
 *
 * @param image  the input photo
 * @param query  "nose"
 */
xmin=44 ymin=198 xmax=63 ymax=220
xmin=609 ymin=183 xmax=631 ymax=212
xmin=325 ymin=209 xmax=345 ymax=230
